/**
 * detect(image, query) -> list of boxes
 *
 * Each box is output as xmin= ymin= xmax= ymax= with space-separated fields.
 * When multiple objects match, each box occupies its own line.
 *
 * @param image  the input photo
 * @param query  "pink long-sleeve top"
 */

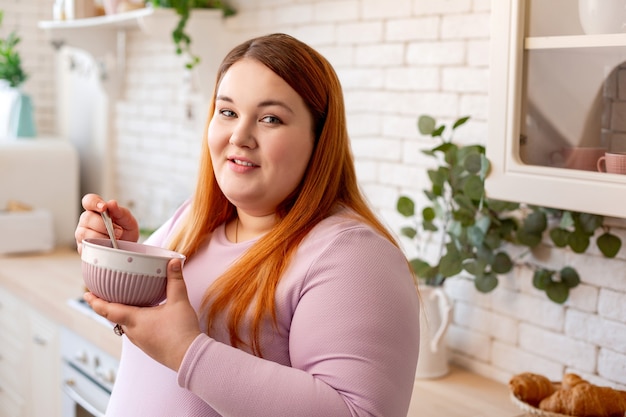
xmin=105 ymin=203 xmax=420 ymax=417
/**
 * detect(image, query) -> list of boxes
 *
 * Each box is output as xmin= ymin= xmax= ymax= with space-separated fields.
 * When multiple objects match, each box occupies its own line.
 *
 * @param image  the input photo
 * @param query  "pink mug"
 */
xmin=597 ymin=152 xmax=626 ymax=174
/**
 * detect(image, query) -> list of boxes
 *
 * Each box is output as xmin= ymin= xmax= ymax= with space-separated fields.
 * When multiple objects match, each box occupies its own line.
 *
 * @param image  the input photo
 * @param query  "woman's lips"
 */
xmin=228 ymin=156 xmax=258 ymax=172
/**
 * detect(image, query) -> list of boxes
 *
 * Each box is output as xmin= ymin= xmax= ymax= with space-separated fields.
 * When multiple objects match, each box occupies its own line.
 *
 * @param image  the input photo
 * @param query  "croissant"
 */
xmin=509 ymin=372 xmax=556 ymax=407
xmin=539 ymin=381 xmax=626 ymax=417
xmin=561 ymin=372 xmax=587 ymax=390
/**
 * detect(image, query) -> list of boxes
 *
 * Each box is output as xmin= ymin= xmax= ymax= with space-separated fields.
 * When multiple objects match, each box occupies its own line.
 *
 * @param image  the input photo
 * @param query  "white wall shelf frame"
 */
xmin=38 ymin=7 xmax=229 ymax=98
xmin=486 ymin=0 xmax=626 ymax=219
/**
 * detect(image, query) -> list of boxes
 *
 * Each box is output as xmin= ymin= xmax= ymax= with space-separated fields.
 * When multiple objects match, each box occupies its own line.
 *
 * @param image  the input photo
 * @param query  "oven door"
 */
xmin=62 ymin=363 xmax=110 ymax=417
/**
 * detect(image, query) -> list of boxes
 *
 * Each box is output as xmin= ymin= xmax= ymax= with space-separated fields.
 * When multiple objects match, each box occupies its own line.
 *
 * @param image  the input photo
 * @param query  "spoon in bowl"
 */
xmin=101 ymin=210 xmax=119 ymax=249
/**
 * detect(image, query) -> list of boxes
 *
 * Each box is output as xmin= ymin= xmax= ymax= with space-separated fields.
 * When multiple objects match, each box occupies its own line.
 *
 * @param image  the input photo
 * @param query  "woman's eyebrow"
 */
xmin=216 ymin=95 xmax=294 ymax=115
xmin=258 ymin=99 xmax=294 ymax=115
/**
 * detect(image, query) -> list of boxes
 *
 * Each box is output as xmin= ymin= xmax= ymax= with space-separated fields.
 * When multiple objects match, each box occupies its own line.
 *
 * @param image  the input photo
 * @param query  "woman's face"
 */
xmin=208 ymin=58 xmax=315 ymax=217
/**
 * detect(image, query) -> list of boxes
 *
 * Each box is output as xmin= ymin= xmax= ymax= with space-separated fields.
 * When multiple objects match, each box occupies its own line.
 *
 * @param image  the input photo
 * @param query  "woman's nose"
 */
xmin=229 ymin=120 xmax=257 ymax=148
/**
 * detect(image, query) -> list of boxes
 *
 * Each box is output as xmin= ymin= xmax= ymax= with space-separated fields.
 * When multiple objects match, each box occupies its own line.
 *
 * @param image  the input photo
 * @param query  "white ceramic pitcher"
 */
xmin=414 ymin=285 xmax=453 ymax=379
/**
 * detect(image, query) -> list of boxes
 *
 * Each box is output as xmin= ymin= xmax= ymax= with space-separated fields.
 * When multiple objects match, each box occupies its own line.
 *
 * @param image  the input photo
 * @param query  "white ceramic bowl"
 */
xmin=81 ymin=238 xmax=186 ymax=306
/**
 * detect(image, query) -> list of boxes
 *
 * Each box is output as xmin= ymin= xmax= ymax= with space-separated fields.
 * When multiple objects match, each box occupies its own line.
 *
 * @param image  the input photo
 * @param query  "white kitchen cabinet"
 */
xmin=486 ymin=0 xmax=626 ymax=219
xmin=29 ymin=310 xmax=61 ymax=417
xmin=0 ymin=287 xmax=61 ymax=417
xmin=0 ymin=287 xmax=29 ymax=416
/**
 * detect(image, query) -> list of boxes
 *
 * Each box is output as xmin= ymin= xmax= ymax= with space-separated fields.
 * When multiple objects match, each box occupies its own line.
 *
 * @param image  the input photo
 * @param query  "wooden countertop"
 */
xmin=408 ymin=367 xmax=525 ymax=417
xmin=0 ymin=246 xmax=122 ymax=358
xmin=0 ymin=248 xmax=526 ymax=416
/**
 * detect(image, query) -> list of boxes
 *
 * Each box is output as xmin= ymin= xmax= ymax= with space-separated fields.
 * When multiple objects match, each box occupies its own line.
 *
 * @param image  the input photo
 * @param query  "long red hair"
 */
xmin=168 ymin=33 xmax=401 ymax=355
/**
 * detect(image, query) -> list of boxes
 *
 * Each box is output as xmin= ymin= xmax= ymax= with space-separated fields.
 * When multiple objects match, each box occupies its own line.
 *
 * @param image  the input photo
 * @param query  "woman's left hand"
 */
xmin=85 ymin=258 xmax=201 ymax=371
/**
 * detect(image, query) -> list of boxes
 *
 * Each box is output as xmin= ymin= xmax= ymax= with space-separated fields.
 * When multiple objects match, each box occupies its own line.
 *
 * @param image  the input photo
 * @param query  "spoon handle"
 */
xmin=101 ymin=210 xmax=119 ymax=249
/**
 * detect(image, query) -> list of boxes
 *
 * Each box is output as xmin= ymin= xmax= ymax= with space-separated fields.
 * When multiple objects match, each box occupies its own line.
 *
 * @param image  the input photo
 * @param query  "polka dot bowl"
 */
xmin=81 ymin=238 xmax=186 ymax=306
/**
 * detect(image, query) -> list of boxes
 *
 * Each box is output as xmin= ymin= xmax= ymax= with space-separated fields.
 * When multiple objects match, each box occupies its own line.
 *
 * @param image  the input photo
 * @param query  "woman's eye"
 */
xmin=219 ymin=109 xmax=236 ymax=118
xmin=261 ymin=115 xmax=281 ymax=124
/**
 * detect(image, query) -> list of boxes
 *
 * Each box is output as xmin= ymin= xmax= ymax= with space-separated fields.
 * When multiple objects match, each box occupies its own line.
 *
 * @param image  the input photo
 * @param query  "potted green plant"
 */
xmin=397 ymin=115 xmax=622 ymax=303
xmin=0 ymin=10 xmax=35 ymax=138
xmin=149 ymin=0 xmax=235 ymax=69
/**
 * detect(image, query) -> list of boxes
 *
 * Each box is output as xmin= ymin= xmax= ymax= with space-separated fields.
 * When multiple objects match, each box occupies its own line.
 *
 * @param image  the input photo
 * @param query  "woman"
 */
xmin=76 ymin=33 xmax=420 ymax=417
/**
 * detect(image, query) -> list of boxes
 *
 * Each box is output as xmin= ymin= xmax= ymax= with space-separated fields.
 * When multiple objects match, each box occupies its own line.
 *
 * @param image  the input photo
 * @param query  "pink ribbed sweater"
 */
xmin=104 ymin=203 xmax=420 ymax=417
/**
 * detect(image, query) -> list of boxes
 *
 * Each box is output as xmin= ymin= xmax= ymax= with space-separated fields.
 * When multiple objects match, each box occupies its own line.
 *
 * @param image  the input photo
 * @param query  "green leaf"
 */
xmin=487 ymin=199 xmax=519 ymax=212
xmin=454 ymin=193 xmax=477 ymax=212
xmin=549 ymin=227 xmax=569 ymax=247
xmin=559 ymin=267 xmax=580 ymax=288
xmin=545 ymin=281 xmax=569 ymax=304
xmin=492 ymin=251 xmax=513 ymax=274
xmin=400 ymin=226 xmax=417 ymax=239
xmin=422 ymin=206 xmax=436 ymax=222
xmin=423 ymin=221 xmax=438 ymax=232
xmin=467 ymin=225 xmax=485 ymax=247
xmin=474 ymin=272 xmax=498 ymax=292
xmin=410 ymin=258 xmax=435 ymax=278
xmin=428 ymin=168 xmax=446 ymax=189
xmin=567 ymin=230 xmax=590 ymax=253
xmin=559 ymin=211 xmax=575 ymax=229
xmin=463 ymin=174 xmax=484 ymax=200
xmin=577 ymin=212 xmax=603 ymax=235
xmin=523 ymin=210 xmax=547 ymax=234
xmin=517 ymin=229 xmax=542 ymax=247
xmin=396 ymin=196 xmax=415 ymax=217
xmin=464 ymin=153 xmax=483 ymax=174
xmin=597 ymin=232 xmax=622 ymax=258
xmin=452 ymin=116 xmax=470 ymax=130
xmin=439 ymin=245 xmax=463 ymax=277
xmin=533 ymin=269 xmax=553 ymax=290
xmin=432 ymin=125 xmax=445 ymax=137
xmin=484 ymin=230 xmax=502 ymax=249
xmin=418 ymin=115 xmax=436 ymax=136
xmin=475 ymin=216 xmax=491 ymax=234
xmin=463 ymin=259 xmax=487 ymax=275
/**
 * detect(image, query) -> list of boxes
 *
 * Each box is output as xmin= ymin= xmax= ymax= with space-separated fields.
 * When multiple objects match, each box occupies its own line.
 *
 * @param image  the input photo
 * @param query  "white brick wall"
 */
xmin=9 ymin=0 xmax=626 ymax=390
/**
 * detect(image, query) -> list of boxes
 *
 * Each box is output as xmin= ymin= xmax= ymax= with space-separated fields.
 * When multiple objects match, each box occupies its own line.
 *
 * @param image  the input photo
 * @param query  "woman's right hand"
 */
xmin=74 ymin=193 xmax=140 ymax=254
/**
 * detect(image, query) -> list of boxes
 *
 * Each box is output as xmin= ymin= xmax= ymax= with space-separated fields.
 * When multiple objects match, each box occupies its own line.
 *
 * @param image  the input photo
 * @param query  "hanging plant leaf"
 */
xmin=464 ymin=258 xmax=487 ymax=275
xmin=597 ymin=232 xmax=621 ymax=258
xmin=396 ymin=196 xmax=415 ymax=217
xmin=523 ymin=210 xmax=547 ymax=234
xmin=467 ymin=225 xmax=486 ymax=247
xmin=533 ymin=269 xmax=553 ymax=290
xmin=549 ymin=227 xmax=570 ymax=247
xmin=577 ymin=212 xmax=603 ymax=235
xmin=475 ymin=272 xmax=498 ymax=293
xmin=517 ymin=229 xmax=542 ymax=247
xmin=567 ymin=230 xmax=590 ymax=253
xmin=484 ymin=230 xmax=501 ymax=250
xmin=545 ymin=281 xmax=569 ymax=304
xmin=559 ymin=267 xmax=580 ymax=288
xmin=491 ymin=251 xmax=513 ymax=274
xmin=558 ymin=210 xmax=574 ymax=229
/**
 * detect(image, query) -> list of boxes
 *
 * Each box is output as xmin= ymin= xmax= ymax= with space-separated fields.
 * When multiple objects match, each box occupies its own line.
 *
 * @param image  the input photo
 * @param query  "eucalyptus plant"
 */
xmin=397 ymin=115 xmax=622 ymax=304
xmin=0 ymin=11 xmax=28 ymax=87
xmin=150 ymin=0 xmax=235 ymax=70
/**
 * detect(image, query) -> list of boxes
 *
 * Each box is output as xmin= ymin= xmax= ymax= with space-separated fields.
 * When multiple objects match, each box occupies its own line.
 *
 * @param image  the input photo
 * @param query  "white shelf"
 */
xmin=37 ymin=7 xmax=228 ymax=97
xmin=38 ymin=7 xmax=153 ymax=31
xmin=525 ymin=33 xmax=626 ymax=50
